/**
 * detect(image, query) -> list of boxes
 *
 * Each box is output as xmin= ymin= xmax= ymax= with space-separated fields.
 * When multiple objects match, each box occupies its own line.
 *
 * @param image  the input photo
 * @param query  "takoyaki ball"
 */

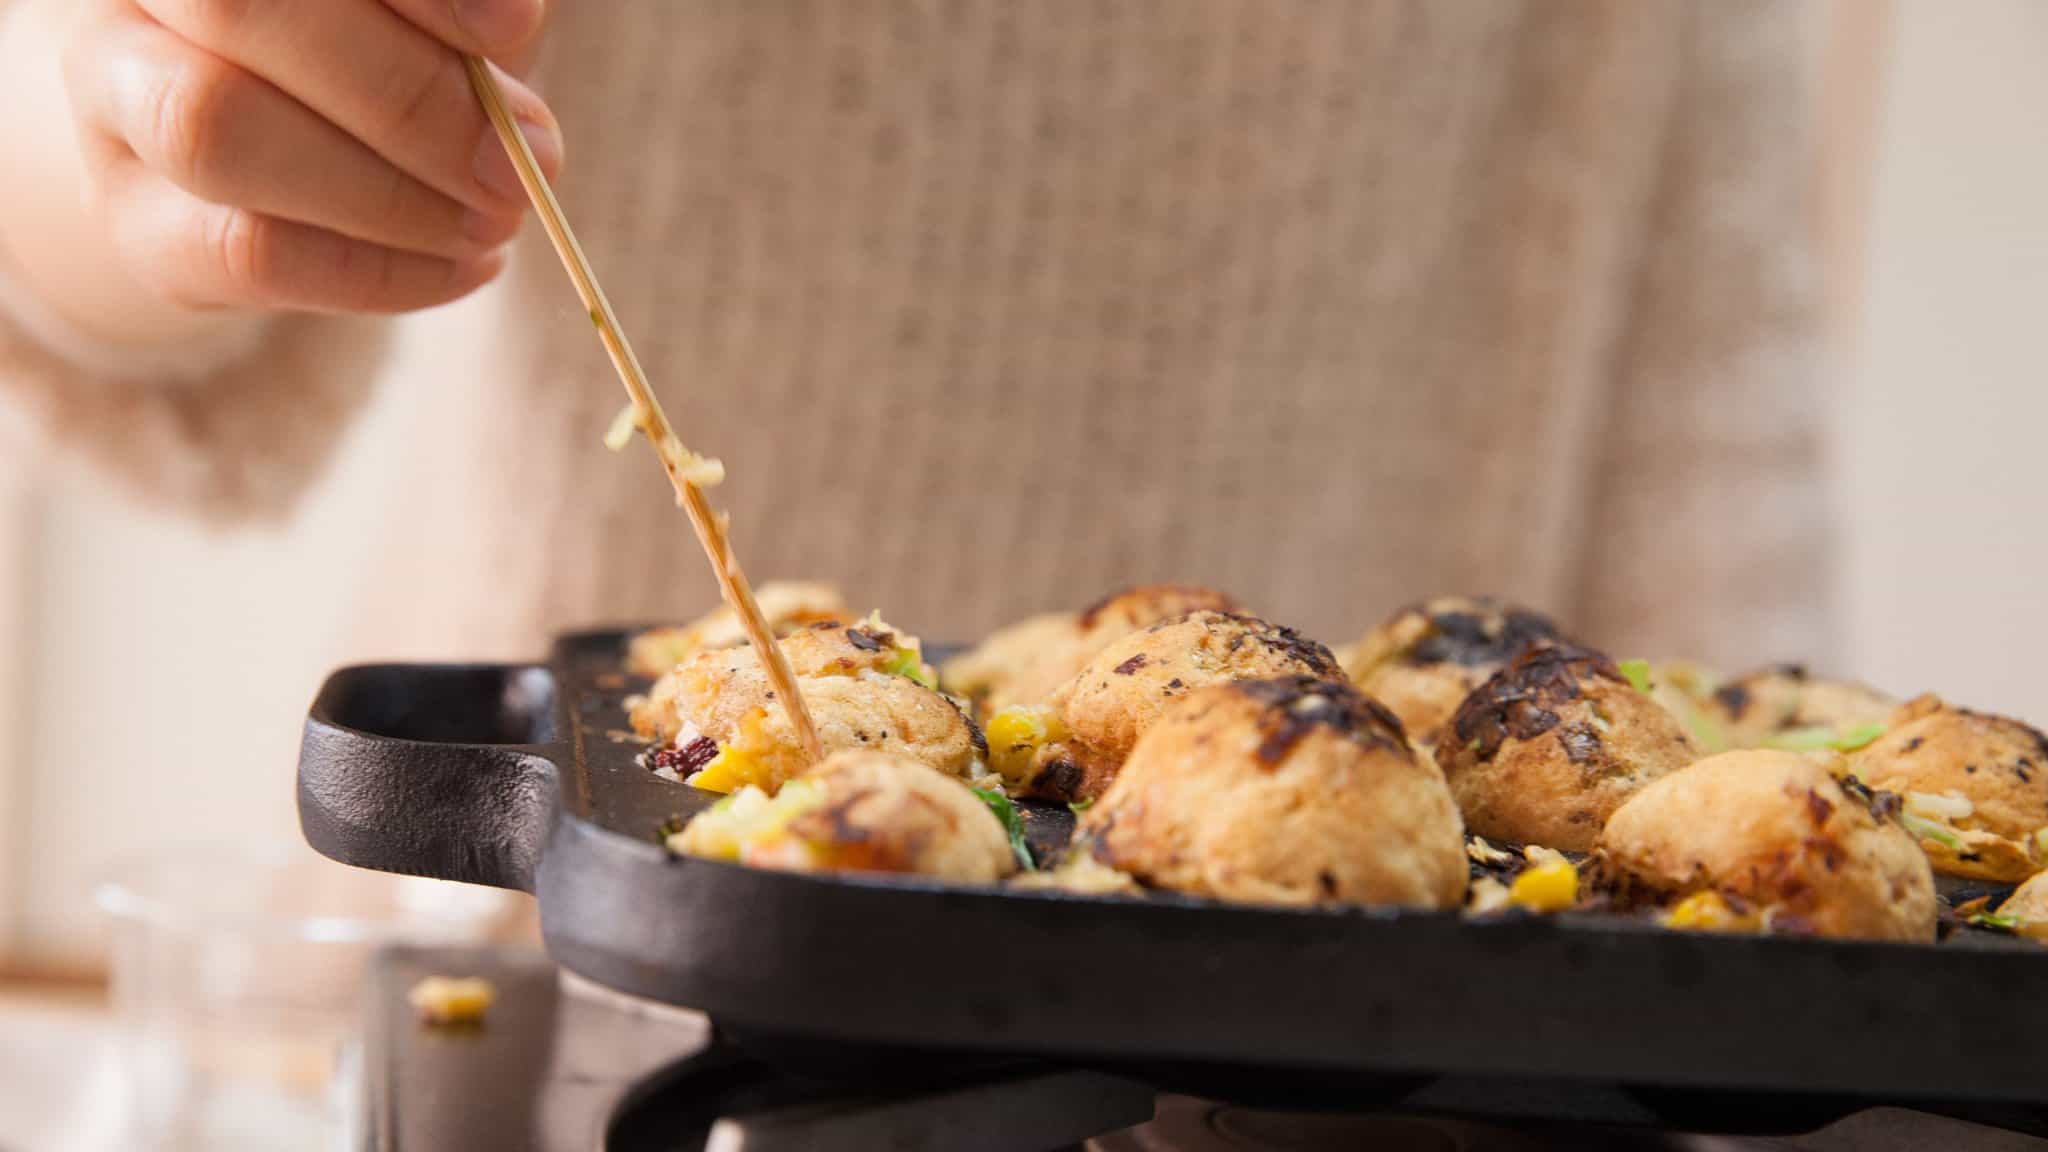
xmin=674 ymin=750 xmax=1015 ymax=882
xmin=631 ymin=622 xmax=979 ymax=796
xmin=1031 ymin=611 xmax=1346 ymax=803
xmin=1987 ymin=870 xmax=2048 ymax=943
xmin=1702 ymin=664 xmax=1895 ymax=751
xmin=1436 ymin=643 xmax=1698 ymax=852
xmin=630 ymin=616 xmax=936 ymax=743
xmin=1596 ymin=749 xmax=1936 ymax=941
xmin=1080 ymin=677 xmax=1466 ymax=908
xmin=1343 ymin=597 xmax=1564 ymax=749
xmin=939 ymin=584 xmax=1242 ymax=714
xmin=625 ymin=581 xmax=849 ymax=677
xmin=1850 ymin=694 xmax=2048 ymax=882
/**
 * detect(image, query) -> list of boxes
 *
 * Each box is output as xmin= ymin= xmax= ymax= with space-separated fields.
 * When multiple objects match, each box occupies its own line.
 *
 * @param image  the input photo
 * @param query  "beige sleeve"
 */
xmin=1568 ymin=1 xmax=1837 ymax=670
xmin=0 ymin=256 xmax=389 ymax=522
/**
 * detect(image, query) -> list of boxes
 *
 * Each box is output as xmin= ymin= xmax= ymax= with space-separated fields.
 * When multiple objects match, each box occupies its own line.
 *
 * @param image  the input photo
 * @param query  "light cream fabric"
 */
xmin=0 ymin=0 xmax=1832 ymax=666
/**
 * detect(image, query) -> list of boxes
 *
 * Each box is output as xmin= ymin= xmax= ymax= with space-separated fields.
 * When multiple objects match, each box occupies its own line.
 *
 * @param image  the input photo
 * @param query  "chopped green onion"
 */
xmin=1684 ymin=708 xmax=1729 ymax=755
xmin=1068 ymin=797 xmax=1095 ymax=815
xmin=1617 ymin=658 xmax=1654 ymax=695
xmin=1898 ymin=811 xmax=1961 ymax=850
xmin=1969 ymin=911 xmax=2020 ymax=933
xmin=1829 ymin=723 xmax=1887 ymax=752
xmin=1765 ymin=724 xmax=1887 ymax=754
xmin=883 ymin=647 xmax=938 ymax=689
xmin=972 ymin=786 xmax=1035 ymax=871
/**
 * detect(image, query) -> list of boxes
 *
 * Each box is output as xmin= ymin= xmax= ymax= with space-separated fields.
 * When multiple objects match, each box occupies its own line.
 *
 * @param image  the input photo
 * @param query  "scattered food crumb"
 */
xmin=408 ymin=976 xmax=495 ymax=1026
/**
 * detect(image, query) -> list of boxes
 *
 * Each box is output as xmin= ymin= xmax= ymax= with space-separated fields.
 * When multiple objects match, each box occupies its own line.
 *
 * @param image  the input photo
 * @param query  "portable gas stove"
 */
xmin=364 ymin=946 xmax=2048 ymax=1152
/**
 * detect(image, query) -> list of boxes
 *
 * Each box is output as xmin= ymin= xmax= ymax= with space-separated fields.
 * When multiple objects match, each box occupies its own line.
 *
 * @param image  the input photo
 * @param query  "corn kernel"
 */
xmin=985 ymin=706 xmax=1064 ymax=786
xmin=1507 ymin=858 xmax=1577 ymax=913
xmin=1662 ymin=890 xmax=1762 ymax=933
xmin=408 ymin=976 xmax=495 ymax=1026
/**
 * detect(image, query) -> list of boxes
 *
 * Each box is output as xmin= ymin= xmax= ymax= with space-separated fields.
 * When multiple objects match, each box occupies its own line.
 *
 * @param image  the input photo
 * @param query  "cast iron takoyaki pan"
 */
xmin=299 ymin=629 xmax=2048 ymax=1135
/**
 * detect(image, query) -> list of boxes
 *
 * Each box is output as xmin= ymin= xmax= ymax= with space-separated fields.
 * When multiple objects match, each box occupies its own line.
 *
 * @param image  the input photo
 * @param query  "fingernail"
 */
xmin=456 ymin=0 xmax=544 ymax=54
xmin=474 ymin=118 xmax=558 ymax=201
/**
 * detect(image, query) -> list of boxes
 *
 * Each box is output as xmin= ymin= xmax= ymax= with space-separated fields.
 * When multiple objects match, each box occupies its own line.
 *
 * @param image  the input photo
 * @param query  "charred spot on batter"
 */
xmin=1837 ymin=773 xmax=1903 ymax=822
xmin=845 ymin=626 xmax=890 ymax=652
xmin=808 ymin=620 xmax=844 ymax=631
xmin=813 ymin=791 xmax=879 ymax=845
xmin=1114 ymin=654 xmax=1148 ymax=675
xmin=1211 ymin=613 xmax=1343 ymax=679
xmin=1903 ymin=736 xmax=1924 ymax=753
xmin=1712 ymin=682 xmax=1752 ymax=719
xmin=1166 ymin=677 xmax=1184 ymax=690
xmin=1032 ymin=757 xmax=1085 ymax=803
xmin=964 ymin=712 xmax=989 ymax=761
xmin=1231 ymin=676 xmax=1409 ymax=763
xmin=1557 ymin=723 xmax=1602 ymax=766
xmin=1408 ymin=601 xmax=1562 ymax=667
xmin=1803 ymin=788 xmax=1835 ymax=827
xmin=1450 ymin=643 xmax=1619 ymax=762
xmin=1317 ymin=870 xmax=1338 ymax=897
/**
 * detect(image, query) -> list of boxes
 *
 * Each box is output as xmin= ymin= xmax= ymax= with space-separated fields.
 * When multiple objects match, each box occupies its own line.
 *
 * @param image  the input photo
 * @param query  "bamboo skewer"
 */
xmin=464 ymin=56 xmax=824 ymax=765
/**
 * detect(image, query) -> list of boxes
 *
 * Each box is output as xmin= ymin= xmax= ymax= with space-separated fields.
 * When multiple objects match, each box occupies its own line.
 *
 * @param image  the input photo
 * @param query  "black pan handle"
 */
xmin=298 ymin=662 xmax=566 ymax=893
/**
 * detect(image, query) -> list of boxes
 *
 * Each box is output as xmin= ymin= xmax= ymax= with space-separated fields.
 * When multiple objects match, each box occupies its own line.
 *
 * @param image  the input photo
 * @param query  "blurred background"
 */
xmin=0 ymin=0 xmax=2044 ymax=1137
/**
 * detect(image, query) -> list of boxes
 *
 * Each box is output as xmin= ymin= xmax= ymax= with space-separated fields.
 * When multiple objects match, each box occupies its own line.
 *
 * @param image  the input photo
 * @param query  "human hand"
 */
xmin=63 ymin=0 xmax=562 ymax=315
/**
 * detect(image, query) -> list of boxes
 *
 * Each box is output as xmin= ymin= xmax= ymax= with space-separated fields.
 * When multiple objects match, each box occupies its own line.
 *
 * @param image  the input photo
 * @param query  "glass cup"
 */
xmin=96 ymin=843 xmax=512 ymax=1152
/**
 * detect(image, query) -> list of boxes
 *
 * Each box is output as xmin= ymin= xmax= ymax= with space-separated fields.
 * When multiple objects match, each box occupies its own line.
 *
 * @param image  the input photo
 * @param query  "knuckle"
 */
xmin=149 ymin=58 xmax=242 ymax=195
xmin=158 ymin=0 xmax=259 ymax=45
xmin=204 ymin=207 xmax=275 ymax=302
xmin=377 ymin=57 xmax=451 ymax=142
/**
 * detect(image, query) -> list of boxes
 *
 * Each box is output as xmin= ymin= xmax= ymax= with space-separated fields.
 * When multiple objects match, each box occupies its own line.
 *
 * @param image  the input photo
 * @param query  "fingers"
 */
xmin=76 ymin=18 xmax=519 ymax=261
xmin=132 ymin=0 xmax=561 ymax=212
xmin=379 ymin=0 xmax=545 ymax=61
xmin=99 ymin=156 xmax=506 ymax=314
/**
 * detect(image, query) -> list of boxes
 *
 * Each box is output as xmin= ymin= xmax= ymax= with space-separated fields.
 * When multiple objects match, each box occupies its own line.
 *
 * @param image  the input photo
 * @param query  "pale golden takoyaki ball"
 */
xmin=1038 ymin=611 xmax=1346 ymax=803
xmin=625 ymin=581 xmax=850 ymax=677
xmin=675 ymin=750 xmax=1015 ymax=881
xmin=1434 ymin=644 xmax=1697 ymax=852
xmin=1343 ymin=596 xmax=1564 ymax=749
xmin=1596 ymin=749 xmax=1936 ymax=941
xmin=630 ymin=618 xmax=932 ymax=743
xmin=1702 ymin=664 xmax=1896 ymax=750
xmin=1080 ymin=677 xmax=1466 ymax=907
xmin=631 ymin=622 xmax=978 ymax=795
xmin=939 ymin=585 xmax=1242 ymax=715
xmin=1850 ymin=694 xmax=2048 ymax=882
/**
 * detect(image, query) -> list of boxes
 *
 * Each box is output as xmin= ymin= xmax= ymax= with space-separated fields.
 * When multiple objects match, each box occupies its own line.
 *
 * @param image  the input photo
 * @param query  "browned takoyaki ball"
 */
xmin=625 ymin=581 xmax=850 ymax=677
xmin=675 ymin=750 xmax=1016 ymax=882
xmin=630 ymin=619 xmax=979 ymax=795
xmin=1596 ymin=749 xmax=1936 ymax=941
xmin=1031 ymin=611 xmax=1346 ymax=803
xmin=1343 ymin=597 xmax=1564 ymax=750
xmin=1850 ymin=694 xmax=2048 ymax=882
xmin=939 ymin=585 xmax=1242 ymax=715
xmin=1701 ymin=664 xmax=1896 ymax=751
xmin=1435 ymin=643 xmax=1698 ymax=852
xmin=1080 ymin=677 xmax=1466 ymax=907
